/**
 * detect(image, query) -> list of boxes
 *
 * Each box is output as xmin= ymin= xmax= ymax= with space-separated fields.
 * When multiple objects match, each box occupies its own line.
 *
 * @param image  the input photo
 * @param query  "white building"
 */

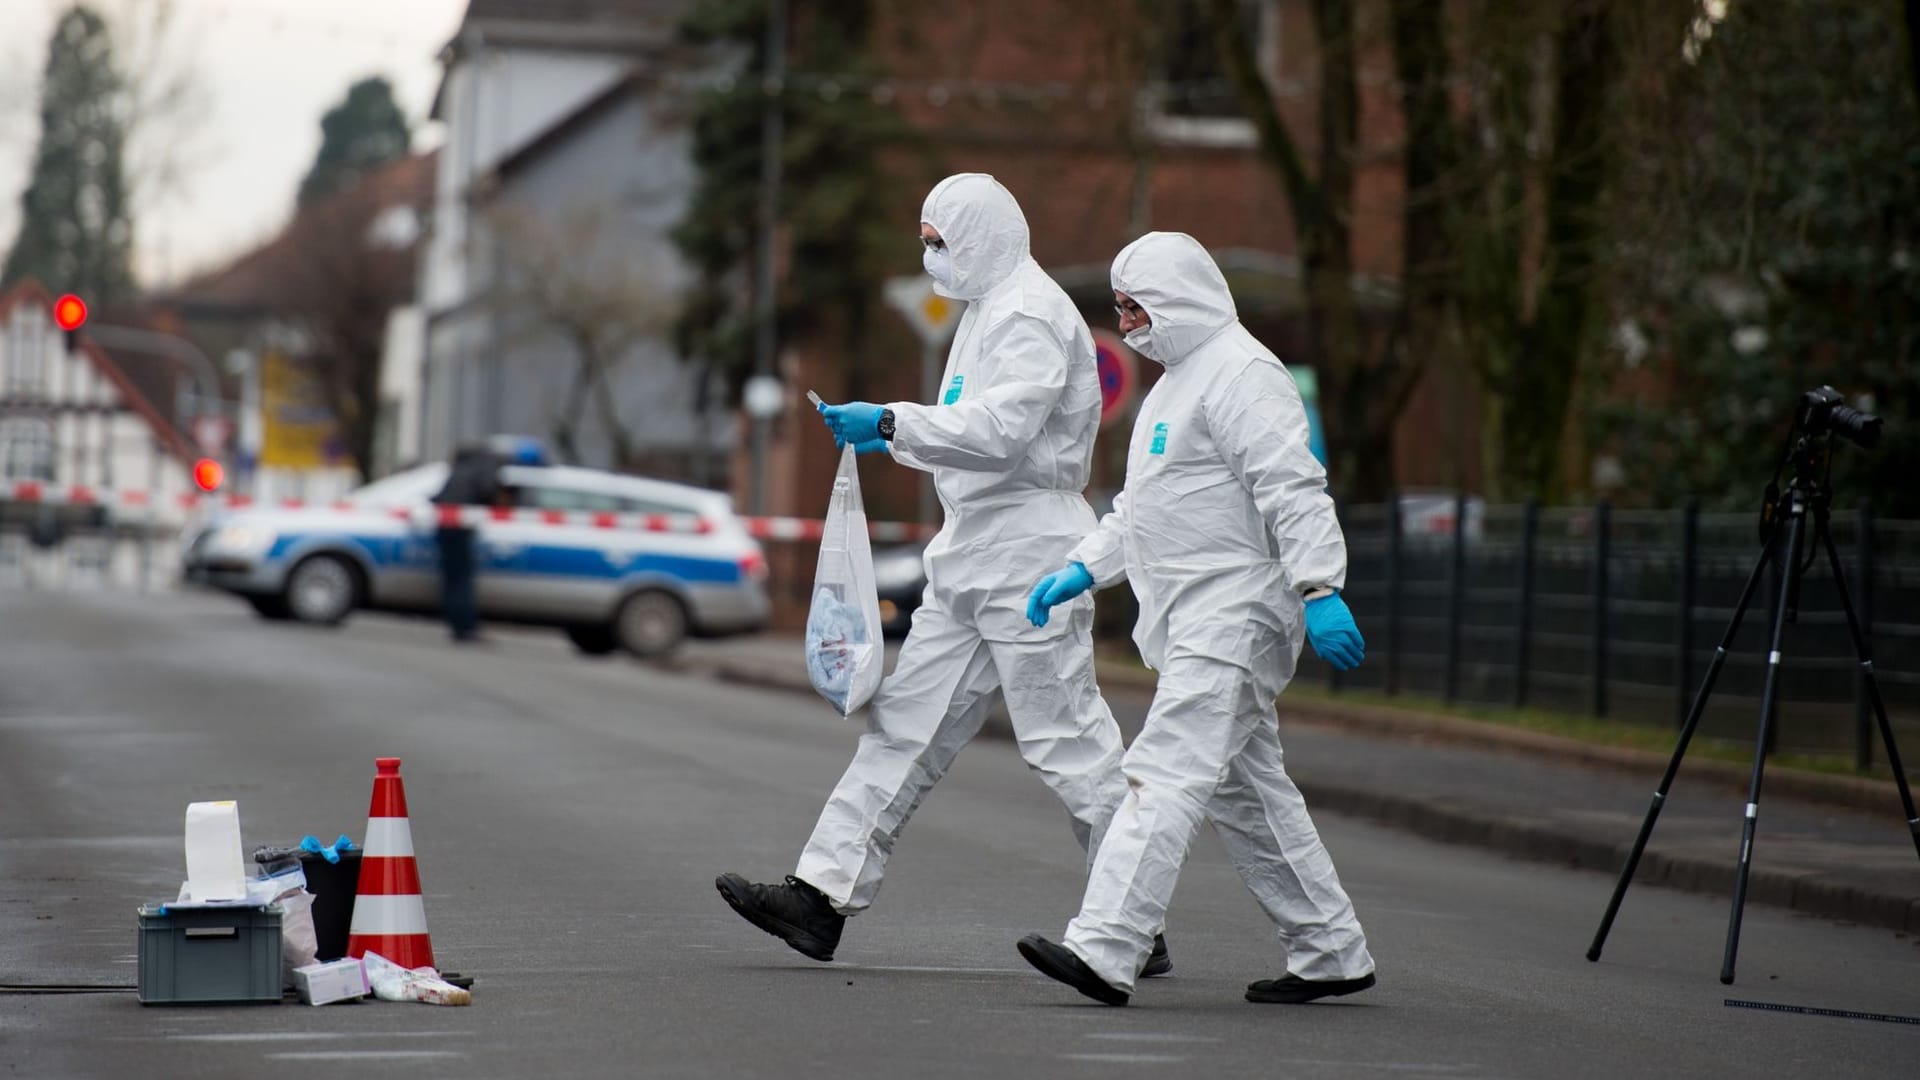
xmin=412 ymin=1 xmax=722 ymax=480
xmin=0 ymin=280 xmax=201 ymax=588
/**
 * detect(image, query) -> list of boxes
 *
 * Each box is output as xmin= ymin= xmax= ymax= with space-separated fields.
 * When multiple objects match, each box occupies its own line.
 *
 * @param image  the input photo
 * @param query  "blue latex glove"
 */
xmin=300 ymin=834 xmax=356 ymax=864
xmin=1026 ymin=562 xmax=1095 ymax=627
xmin=818 ymin=400 xmax=886 ymax=445
xmin=834 ymin=435 xmax=891 ymax=455
xmin=1304 ymin=591 xmax=1365 ymax=671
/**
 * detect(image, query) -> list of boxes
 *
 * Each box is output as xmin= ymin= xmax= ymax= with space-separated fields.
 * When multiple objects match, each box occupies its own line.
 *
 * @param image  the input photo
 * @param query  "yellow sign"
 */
xmin=920 ymin=294 xmax=952 ymax=326
xmin=884 ymin=275 xmax=964 ymax=345
xmin=259 ymin=350 xmax=345 ymax=469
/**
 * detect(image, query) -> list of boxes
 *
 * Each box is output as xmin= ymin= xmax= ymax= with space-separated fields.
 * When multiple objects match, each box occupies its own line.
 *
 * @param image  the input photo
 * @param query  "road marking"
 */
xmin=1279 ymin=1062 xmax=1478 ymax=1074
xmin=265 ymin=1051 xmax=465 ymax=1062
xmin=839 ymin=964 xmax=1032 ymax=975
xmin=1086 ymin=1033 xmax=1221 ymax=1044
xmin=1362 ymin=905 xmax=1475 ymax=922
xmin=1060 ymin=1053 xmax=1186 ymax=1064
xmin=168 ymin=1033 xmax=469 ymax=1042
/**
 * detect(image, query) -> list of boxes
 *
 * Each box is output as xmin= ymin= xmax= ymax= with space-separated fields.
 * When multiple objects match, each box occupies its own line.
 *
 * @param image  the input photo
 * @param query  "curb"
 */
xmin=656 ymin=652 xmax=1920 ymax=936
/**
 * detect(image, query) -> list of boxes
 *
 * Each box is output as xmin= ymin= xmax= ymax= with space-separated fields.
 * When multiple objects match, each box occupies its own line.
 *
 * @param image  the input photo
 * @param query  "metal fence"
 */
xmin=1302 ymin=497 xmax=1920 ymax=768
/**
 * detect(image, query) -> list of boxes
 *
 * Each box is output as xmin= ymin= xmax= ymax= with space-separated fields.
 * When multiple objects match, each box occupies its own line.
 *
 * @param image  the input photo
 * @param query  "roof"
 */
xmin=0 ymin=279 xmax=197 ymax=465
xmin=164 ymin=151 xmax=437 ymax=316
xmin=431 ymin=1 xmax=686 ymax=119
xmin=484 ymin=72 xmax=647 ymax=184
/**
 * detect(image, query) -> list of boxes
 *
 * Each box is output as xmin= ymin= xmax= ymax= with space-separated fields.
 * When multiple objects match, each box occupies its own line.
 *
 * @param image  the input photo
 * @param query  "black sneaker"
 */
xmin=715 ymin=873 xmax=845 ymax=962
xmin=1017 ymin=934 xmax=1129 ymax=1006
xmin=1244 ymin=971 xmax=1376 ymax=1004
xmin=1140 ymin=933 xmax=1172 ymax=978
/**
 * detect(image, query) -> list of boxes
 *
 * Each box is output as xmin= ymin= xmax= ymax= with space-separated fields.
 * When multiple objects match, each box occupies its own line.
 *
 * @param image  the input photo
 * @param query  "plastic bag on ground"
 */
xmin=276 ymin=890 xmax=318 ymax=987
xmin=362 ymin=950 xmax=472 ymax=1006
xmin=806 ymin=445 xmax=886 ymax=717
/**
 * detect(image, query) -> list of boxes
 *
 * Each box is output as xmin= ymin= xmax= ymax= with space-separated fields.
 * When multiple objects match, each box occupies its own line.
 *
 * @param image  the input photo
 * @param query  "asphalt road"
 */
xmin=2 ymin=588 xmax=1917 ymax=1079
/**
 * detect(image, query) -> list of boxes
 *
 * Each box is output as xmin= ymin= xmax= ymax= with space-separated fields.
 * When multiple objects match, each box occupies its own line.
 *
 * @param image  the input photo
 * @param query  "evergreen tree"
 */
xmin=3 ymin=5 xmax=136 ymax=302
xmin=297 ymin=77 xmax=410 ymax=209
xmin=1596 ymin=0 xmax=1920 ymax=514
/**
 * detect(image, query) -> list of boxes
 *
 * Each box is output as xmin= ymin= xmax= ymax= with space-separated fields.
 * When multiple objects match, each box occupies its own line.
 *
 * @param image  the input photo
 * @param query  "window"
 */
xmin=516 ymin=485 xmax=623 ymax=513
xmin=6 ymin=312 xmax=47 ymax=394
xmin=1149 ymin=0 xmax=1275 ymax=147
xmin=618 ymin=496 xmax=697 ymax=517
xmin=0 ymin=419 xmax=56 ymax=480
xmin=515 ymin=483 xmax=694 ymax=517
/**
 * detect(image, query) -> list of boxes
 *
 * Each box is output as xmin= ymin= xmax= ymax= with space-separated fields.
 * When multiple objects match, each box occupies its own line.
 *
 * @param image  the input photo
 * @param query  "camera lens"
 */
xmin=1828 ymin=405 xmax=1883 ymax=448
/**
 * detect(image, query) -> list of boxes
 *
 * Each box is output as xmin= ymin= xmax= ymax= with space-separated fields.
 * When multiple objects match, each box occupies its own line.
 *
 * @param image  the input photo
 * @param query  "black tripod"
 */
xmin=1586 ymin=402 xmax=1920 ymax=985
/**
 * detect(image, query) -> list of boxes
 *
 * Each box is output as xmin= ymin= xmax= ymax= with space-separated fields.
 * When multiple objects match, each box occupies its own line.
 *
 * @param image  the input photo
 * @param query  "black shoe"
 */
xmin=1016 ymin=934 xmax=1129 ymax=1006
xmin=1140 ymin=933 xmax=1172 ymax=978
xmin=1244 ymin=971 xmax=1376 ymax=1004
xmin=715 ymin=873 xmax=845 ymax=962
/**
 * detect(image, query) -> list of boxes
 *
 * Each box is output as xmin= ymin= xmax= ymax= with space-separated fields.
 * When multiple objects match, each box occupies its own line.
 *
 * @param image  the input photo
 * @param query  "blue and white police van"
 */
xmin=181 ymin=457 xmax=770 ymax=657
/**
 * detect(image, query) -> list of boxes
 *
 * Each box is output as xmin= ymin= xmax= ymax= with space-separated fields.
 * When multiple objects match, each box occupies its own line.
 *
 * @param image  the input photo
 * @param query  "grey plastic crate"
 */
xmin=136 ymin=903 xmax=283 ymax=1005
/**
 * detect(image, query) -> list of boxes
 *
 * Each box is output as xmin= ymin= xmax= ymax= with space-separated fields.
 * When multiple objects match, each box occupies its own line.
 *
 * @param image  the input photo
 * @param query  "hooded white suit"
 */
xmin=794 ymin=175 xmax=1126 ymax=912
xmin=1059 ymin=231 xmax=1374 ymax=990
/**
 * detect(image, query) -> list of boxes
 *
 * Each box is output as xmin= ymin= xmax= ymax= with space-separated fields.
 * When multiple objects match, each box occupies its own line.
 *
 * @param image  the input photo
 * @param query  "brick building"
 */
xmin=743 ymin=0 xmax=1480 ymax=621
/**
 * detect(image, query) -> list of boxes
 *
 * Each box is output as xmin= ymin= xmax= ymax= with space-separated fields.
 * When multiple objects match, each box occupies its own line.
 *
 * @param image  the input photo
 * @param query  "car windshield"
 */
xmin=347 ymin=464 xmax=448 ymax=506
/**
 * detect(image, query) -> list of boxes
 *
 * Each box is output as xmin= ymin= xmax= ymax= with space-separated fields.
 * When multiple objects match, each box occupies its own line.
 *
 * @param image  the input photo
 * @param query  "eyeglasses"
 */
xmin=1113 ymin=300 xmax=1144 ymax=319
xmin=921 ymin=236 xmax=946 ymax=253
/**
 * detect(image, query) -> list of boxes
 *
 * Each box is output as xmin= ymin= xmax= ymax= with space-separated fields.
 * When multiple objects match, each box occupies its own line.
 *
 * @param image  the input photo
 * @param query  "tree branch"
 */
xmin=1202 ymin=0 xmax=1322 ymax=239
xmin=1908 ymin=0 xmax=1920 ymax=112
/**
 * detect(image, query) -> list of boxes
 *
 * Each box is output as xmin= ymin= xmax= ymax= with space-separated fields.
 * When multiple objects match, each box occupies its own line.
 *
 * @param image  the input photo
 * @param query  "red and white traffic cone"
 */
xmin=346 ymin=757 xmax=436 ymax=969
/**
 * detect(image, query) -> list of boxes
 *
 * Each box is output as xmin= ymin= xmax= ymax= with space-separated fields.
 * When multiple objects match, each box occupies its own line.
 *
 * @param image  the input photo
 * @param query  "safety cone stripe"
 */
xmin=351 ymin=934 xmax=435 ymax=964
xmin=362 ymin=817 xmax=414 ymax=857
xmin=348 ymin=894 xmax=431 ymax=936
xmin=352 ymin=855 xmax=423 ymax=896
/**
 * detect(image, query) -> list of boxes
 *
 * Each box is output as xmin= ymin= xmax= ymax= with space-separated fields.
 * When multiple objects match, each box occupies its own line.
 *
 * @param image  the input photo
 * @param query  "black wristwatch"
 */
xmin=877 ymin=408 xmax=897 ymax=442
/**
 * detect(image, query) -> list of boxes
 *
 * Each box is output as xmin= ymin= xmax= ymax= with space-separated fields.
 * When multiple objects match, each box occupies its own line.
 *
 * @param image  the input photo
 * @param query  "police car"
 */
xmin=182 ymin=459 xmax=770 ymax=656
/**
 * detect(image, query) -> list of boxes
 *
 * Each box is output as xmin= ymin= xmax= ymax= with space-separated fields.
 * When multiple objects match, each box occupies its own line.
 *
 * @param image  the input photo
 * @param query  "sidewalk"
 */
xmin=660 ymin=633 xmax=1920 ymax=936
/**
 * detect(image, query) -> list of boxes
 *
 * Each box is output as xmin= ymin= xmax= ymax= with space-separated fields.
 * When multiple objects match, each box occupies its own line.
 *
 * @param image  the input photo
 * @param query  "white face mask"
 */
xmin=923 ymin=246 xmax=953 ymax=286
xmin=1124 ymin=324 xmax=1158 ymax=360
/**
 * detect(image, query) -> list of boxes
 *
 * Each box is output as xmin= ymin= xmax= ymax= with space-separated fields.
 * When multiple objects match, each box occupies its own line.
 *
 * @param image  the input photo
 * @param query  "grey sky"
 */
xmin=0 ymin=0 xmax=467 ymax=290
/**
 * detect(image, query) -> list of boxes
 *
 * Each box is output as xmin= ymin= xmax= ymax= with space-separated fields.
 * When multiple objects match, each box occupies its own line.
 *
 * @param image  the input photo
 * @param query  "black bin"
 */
xmin=254 ymin=845 xmax=362 ymax=962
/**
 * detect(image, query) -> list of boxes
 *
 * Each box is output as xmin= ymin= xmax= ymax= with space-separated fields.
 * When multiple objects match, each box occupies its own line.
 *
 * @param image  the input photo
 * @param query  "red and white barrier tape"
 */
xmin=3 ymin=478 xmax=938 ymax=543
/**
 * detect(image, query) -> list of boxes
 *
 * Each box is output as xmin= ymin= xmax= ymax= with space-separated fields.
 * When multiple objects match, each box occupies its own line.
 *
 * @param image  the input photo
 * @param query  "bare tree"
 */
xmin=264 ymin=158 xmax=427 ymax=481
xmin=484 ymin=205 xmax=684 ymax=471
xmin=1202 ymin=0 xmax=1665 ymax=500
xmin=1201 ymin=0 xmax=1425 ymax=501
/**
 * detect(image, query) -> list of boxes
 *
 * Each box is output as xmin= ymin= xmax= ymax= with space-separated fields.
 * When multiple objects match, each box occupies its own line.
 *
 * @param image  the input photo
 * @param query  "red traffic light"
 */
xmin=192 ymin=458 xmax=224 ymax=492
xmin=52 ymin=294 xmax=88 ymax=332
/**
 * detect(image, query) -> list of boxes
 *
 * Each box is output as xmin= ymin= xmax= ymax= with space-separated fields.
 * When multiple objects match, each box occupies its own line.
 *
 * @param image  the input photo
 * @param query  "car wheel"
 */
xmin=284 ymin=555 xmax=359 ymax=626
xmin=566 ymin=624 xmax=619 ymax=656
xmin=615 ymin=589 xmax=687 ymax=658
xmin=247 ymin=594 xmax=293 ymax=621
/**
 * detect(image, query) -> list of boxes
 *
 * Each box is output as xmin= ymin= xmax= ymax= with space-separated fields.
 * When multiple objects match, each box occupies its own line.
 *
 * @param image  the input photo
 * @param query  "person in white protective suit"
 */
xmin=715 ymin=174 xmax=1172 ymax=976
xmin=1017 ymin=231 xmax=1376 ymax=1007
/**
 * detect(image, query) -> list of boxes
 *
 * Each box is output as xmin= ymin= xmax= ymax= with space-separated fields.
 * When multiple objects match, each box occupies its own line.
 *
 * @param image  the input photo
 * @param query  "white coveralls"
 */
xmin=794 ymin=174 xmax=1126 ymax=913
xmin=1058 ymin=232 xmax=1374 ymax=990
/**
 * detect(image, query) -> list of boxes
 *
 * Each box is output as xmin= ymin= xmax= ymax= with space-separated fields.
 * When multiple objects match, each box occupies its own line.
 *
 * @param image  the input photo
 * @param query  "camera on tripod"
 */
xmin=1795 ymin=385 xmax=1881 ymax=448
xmin=1591 ymin=381 xmax=1919 ymax=986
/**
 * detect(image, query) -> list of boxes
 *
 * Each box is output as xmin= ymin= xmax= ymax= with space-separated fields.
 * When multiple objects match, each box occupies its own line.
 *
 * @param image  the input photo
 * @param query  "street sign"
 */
xmin=884 ymin=275 xmax=964 ymax=345
xmin=192 ymin=414 xmax=233 ymax=455
xmin=1092 ymin=328 xmax=1136 ymax=429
